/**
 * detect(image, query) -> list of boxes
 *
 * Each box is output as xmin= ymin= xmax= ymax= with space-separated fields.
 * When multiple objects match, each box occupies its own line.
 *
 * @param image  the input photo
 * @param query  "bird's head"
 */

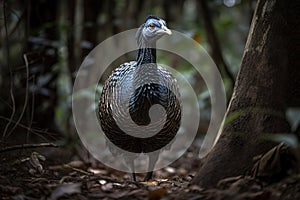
xmin=136 ymin=15 xmax=172 ymax=45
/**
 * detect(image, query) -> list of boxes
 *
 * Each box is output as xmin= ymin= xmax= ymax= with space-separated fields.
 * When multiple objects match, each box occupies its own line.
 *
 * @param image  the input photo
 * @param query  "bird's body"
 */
xmin=98 ymin=16 xmax=181 ymax=181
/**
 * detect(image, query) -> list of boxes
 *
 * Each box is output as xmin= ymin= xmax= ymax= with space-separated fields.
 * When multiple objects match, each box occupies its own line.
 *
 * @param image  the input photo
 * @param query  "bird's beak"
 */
xmin=159 ymin=25 xmax=172 ymax=35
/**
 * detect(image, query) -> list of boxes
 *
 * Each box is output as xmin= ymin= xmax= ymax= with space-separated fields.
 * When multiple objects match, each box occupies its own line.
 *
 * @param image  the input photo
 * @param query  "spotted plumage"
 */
xmin=98 ymin=16 xmax=181 ymax=181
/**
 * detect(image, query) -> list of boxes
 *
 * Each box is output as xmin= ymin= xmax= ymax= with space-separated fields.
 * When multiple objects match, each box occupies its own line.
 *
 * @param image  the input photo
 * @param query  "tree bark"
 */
xmin=192 ymin=0 xmax=299 ymax=188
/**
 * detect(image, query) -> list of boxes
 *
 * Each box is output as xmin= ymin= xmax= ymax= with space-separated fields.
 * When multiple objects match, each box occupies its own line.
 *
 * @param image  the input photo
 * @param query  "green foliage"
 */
xmin=53 ymin=62 xmax=72 ymax=133
xmin=225 ymin=108 xmax=299 ymax=149
xmin=261 ymin=133 xmax=298 ymax=149
xmin=72 ymin=84 xmax=103 ymax=114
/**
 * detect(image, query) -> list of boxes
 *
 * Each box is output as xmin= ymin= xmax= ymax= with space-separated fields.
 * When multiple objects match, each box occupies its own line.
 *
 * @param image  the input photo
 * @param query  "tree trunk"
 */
xmin=192 ymin=0 xmax=299 ymax=188
xmin=198 ymin=0 xmax=235 ymax=90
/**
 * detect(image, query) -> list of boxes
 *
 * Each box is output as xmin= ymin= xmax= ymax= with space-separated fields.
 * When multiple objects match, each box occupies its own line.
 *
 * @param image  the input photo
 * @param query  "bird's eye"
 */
xmin=149 ymin=24 xmax=156 ymax=28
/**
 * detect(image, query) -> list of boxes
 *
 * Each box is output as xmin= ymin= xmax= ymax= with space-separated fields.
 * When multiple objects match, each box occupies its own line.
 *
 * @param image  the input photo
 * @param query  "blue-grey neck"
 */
xmin=135 ymin=25 xmax=157 ymax=66
xmin=136 ymin=47 xmax=156 ymax=65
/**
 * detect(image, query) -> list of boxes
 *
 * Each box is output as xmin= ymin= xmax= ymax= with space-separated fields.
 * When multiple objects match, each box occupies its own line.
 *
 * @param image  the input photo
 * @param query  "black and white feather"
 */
xmin=98 ymin=15 xmax=181 ymax=181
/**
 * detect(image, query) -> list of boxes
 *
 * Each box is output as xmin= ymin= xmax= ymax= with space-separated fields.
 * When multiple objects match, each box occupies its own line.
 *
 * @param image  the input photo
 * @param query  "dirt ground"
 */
xmin=1 ymin=140 xmax=300 ymax=200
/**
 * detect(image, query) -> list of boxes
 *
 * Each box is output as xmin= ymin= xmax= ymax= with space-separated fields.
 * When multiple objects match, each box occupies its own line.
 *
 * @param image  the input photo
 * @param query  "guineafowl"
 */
xmin=98 ymin=15 xmax=181 ymax=181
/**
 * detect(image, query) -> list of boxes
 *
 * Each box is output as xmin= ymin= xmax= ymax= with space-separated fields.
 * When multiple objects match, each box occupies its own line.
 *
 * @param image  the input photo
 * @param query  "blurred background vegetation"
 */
xmin=0 ymin=0 xmax=256 ymax=147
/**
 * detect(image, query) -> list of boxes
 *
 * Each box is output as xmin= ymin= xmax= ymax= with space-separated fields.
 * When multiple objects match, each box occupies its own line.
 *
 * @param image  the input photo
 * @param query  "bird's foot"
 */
xmin=143 ymin=171 xmax=153 ymax=181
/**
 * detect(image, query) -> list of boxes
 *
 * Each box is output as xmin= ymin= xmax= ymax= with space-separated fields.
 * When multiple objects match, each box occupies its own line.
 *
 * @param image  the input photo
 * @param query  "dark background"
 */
xmin=2 ymin=0 xmax=300 ymax=199
xmin=0 ymin=0 xmax=256 ymax=146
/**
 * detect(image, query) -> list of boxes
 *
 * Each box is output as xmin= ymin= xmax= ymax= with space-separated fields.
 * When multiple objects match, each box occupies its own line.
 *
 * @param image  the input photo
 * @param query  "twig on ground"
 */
xmin=63 ymin=164 xmax=92 ymax=176
xmin=0 ymin=142 xmax=60 ymax=153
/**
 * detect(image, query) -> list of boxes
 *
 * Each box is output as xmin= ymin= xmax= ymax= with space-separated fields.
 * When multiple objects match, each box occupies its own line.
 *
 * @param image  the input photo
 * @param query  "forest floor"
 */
xmin=1 ymin=140 xmax=300 ymax=200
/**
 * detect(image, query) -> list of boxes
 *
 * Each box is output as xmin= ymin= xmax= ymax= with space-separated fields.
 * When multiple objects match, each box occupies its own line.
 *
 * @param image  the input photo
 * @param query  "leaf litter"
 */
xmin=0 ymin=142 xmax=300 ymax=200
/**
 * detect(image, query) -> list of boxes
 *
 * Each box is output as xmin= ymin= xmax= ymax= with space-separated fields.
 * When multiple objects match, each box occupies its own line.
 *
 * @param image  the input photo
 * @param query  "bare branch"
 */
xmin=6 ymin=54 xmax=30 ymax=138
xmin=27 ymin=75 xmax=35 ymax=136
xmin=0 ymin=116 xmax=59 ymax=141
xmin=2 ymin=0 xmax=16 ymax=139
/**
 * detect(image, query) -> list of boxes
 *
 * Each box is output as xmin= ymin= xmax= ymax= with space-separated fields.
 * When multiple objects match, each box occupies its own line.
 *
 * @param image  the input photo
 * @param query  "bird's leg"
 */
xmin=130 ymin=172 xmax=136 ymax=182
xmin=124 ymin=157 xmax=136 ymax=181
xmin=144 ymin=171 xmax=153 ymax=182
xmin=144 ymin=152 xmax=159 ymax=181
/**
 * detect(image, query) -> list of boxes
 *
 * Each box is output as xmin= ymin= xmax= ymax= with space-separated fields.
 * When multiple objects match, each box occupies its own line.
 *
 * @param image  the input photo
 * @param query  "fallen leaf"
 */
xmin=141 ymin=181 xmax=158 ymax=187
xmin=165 ymin=167 xmax=175 ymax=173
xmin=98 ymin=180 xmax=107 ymax=185
xmin=217 ymin=176 xmax=244 ymax=189
xmin=148 ymin=188 xmax=167 ymax=200
xmin=101 ymin=183 xmax=113 ymax=191
xmin=178 ymin=168 xmax=188 ymax=175
xmin=29 ymin=152 xmax=45 ymax=174
xmin=88 ymin=168 xmax=108 ymax=175
xmin=66 ymin=160 xmax=86 ymax=169
xmin=49 ymin=183 xmax=81 ymax=200
xmin=189 ymin=185 xmax=203 ymax=192
xmin=156 ymin=179 xmax=168 ymax=182
xmin=252 ymin=143 xmax=296 ymax=180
